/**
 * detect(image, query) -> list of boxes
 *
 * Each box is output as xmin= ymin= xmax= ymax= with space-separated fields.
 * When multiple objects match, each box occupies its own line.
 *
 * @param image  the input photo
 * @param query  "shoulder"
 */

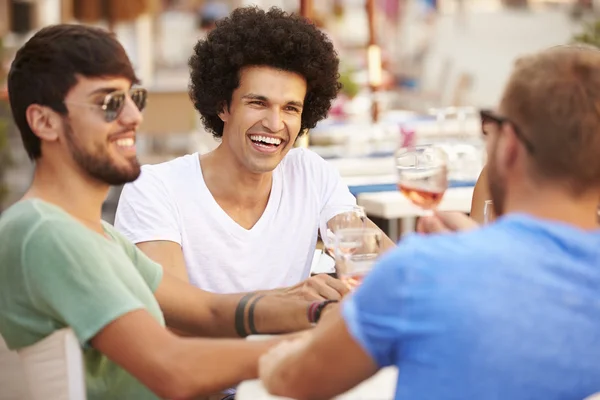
xmin=121 ymin=153 xmax=199 ymax=196
xmin=0 ymin=200 xmax=77 ymax=242
xmin=142 ymin=153 xmax=199 ymax=177
xmin=378 ymin=220 xmax=524 ymax=280
xmin=102 ymin=222 xmax=137 ymax=253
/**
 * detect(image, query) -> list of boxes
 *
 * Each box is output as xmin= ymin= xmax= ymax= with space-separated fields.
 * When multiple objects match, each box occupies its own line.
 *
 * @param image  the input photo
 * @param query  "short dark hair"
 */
xmin=501 ymin=45 xmax=600 ymax=193
xmin=8 ymin=24 xmax=139 ymax=160
xmin=188 ymin=6 xmax=341 ymax=139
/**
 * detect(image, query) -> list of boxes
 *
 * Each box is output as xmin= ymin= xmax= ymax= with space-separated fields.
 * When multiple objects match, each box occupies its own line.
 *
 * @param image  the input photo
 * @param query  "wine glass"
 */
xmin=395 ymin=145 xmax=449 ymax=215
xmin=333 ymin=227 xmax=383 ymax=290
xmin=483 ymin=200 xmax=495 ymax=224
xmin=319 ymin=205 xmax=366 ymax=256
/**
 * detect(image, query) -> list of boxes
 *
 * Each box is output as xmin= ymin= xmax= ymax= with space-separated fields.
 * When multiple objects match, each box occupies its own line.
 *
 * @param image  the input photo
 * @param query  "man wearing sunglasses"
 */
xmin=0 ymin=24 xmax=338 ymax=400
xmin=258 ymin=45 xmax=600 ymax=399
xmin=114 ymin=7 xmax=393 ymax=301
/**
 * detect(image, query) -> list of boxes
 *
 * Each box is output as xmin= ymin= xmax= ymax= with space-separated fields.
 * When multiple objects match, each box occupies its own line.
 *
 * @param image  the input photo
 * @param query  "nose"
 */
xmin=262 ymin=107 xmax=285 ymax=132
xmin=118 ymin=95 xmax=143 ymax=128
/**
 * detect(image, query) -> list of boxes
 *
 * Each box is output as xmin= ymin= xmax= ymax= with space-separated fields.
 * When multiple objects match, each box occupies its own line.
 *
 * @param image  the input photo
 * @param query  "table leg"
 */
xmin=388 ymin=218 xmax=399 ymax=242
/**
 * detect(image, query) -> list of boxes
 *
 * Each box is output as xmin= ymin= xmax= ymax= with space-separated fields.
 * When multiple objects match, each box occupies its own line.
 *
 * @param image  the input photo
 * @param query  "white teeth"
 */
xmin=249 ymin=135 xmax=282 ymax=145
xmin=115 ymin=138 xmax=134 ymax=147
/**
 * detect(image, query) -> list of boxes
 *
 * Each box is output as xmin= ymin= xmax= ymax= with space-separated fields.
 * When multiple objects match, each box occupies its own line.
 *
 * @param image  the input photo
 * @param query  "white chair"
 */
xmin=0 ymin=335 xmax=31 ymax=400
xmin=18 ymin=329 xmax=86 ymax=400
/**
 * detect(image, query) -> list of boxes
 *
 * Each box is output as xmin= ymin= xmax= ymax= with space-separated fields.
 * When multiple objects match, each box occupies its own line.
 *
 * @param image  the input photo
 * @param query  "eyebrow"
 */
xmin=87 ymin=87 xmax=126 ymax=98
xmin=242 ymin=93 xmax=304 ymax=108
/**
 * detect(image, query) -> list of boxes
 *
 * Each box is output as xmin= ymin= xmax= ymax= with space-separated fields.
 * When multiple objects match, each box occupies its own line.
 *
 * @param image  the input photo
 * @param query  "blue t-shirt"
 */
xmin=343 ymin=214 xmax=600 ymax=399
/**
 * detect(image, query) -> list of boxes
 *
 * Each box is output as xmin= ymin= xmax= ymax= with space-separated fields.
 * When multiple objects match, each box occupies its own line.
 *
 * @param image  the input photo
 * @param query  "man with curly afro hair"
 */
xmin=116 ymin=6 xmax=393 ymax=304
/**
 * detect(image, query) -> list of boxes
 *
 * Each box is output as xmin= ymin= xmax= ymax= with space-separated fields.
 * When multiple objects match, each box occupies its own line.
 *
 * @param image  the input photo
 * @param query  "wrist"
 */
xmin=307 ymin=300 xmax=339 ymax=324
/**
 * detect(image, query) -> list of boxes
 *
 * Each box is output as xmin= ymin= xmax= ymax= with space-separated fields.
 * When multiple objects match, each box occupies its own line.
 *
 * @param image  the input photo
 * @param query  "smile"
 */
xmin=249 ymin=135 xmax=282 ymax=146
xmin=115 ymin=138 xmax=135 ymax=147
xmin=248 ymin=134 xmax=284 ymax=154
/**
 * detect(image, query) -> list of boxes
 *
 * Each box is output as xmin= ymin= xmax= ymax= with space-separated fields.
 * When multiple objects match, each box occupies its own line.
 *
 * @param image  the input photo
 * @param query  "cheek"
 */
xmin=285 ymin=116 xmax=302 ymax=135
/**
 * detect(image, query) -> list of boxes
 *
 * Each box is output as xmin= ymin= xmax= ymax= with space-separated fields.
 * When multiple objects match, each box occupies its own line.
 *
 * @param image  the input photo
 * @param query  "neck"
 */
xmin=504 ymin=180 xmax=599 ymax=230
xmin=201 ymin=144 xmax=273 ymax=206
xmin=24 ymin=158 xmax=109 ymax=231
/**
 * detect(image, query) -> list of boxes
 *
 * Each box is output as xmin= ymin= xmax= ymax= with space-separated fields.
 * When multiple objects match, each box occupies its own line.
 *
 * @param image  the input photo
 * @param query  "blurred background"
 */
xmin=0 ymin=0 xmax=598 ymax=230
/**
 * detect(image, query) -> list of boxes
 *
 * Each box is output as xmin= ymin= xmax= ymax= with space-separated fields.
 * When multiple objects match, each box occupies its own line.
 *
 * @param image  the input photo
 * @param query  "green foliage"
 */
xmin=572 ymin=19 xmax=600 ymax=48
xmin=339 ymin=69 xmax=360 ymax=99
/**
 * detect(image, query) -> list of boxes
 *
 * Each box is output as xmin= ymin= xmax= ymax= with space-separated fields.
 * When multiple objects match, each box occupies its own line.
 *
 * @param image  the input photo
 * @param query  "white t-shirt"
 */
xmin=114 ymin=148 xmax=356 ymax=294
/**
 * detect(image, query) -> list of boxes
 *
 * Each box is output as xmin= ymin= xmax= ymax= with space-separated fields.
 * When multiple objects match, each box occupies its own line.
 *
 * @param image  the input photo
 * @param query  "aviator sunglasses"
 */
xmin=64 ymin=88 xmax=148 ymax=122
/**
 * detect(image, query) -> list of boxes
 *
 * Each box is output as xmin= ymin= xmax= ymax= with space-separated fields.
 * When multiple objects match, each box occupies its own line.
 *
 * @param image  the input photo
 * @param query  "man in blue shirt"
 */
xmin=257 ymin=45 xmax=600 ymax=399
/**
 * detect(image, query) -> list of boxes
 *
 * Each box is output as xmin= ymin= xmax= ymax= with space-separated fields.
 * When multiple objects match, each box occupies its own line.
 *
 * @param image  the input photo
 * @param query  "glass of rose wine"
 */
xmin=333 ymin=227 xmax=383 ymax=291
xmin=319 ymin=205 xmax=367 ymax=256
xmin=395 ymin=145 xmax=449 ymax=215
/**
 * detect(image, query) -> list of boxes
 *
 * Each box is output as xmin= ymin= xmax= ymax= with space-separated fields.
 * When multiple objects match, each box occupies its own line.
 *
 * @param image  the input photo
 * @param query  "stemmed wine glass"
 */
xmin=395 ymin=144 xmax=449 ymax=215
xmin=483 ymin=200 xmax=495 ymax=224
xmin=319 ymin=205 xmax=367 ymax=256
xmin=333 ymin=227 xmax=383 ymax=290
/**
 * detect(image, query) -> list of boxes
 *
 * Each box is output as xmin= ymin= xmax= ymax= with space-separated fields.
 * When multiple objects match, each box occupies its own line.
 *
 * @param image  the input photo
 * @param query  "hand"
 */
xmin=417 ymin=211 xmax=479 ymax=234
xmin=283 ymin=274 xmax=350 ymax=301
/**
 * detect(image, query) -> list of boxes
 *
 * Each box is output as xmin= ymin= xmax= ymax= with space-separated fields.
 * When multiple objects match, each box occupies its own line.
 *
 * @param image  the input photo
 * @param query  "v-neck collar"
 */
xmin=194 ymin=154 xmax=281 ymax=239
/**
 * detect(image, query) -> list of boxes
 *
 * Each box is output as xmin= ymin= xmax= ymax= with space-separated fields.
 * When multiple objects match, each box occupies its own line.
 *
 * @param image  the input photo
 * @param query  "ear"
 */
xmin=25 ymin=104 xmax=61 ymax=143
xmin=217 ymin=101 xmax=230 ymax=123
xmin=496 ymin=123 xmax=521 ymax=174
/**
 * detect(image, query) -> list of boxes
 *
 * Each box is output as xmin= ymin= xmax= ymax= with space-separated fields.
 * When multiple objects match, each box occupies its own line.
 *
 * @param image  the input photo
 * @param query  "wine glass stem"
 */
xmin=421 ymin=209 xmax=434 ymax=217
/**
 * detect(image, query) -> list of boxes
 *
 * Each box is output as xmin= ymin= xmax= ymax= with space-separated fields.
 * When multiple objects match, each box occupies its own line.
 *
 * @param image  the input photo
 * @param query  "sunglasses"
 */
xmin=64 ymin=88 xmax=148 ymax=122
xmin=480 ymin=109 xmax=535 ymax=154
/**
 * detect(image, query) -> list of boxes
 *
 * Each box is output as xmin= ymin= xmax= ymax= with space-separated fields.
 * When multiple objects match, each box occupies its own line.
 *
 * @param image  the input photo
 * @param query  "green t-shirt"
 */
xmin=0 ymin=199 xmax=165 ymax=400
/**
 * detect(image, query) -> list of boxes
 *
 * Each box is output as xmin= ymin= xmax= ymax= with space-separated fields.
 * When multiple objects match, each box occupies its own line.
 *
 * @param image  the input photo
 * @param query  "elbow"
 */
xmin=149 ymin=368 xmax=214 ymax=400
xmin=144 ymin=350 xmax=215 ymax=399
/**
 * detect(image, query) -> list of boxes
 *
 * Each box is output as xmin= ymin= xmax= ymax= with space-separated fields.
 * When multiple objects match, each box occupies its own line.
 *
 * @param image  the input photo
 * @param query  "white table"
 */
xmin=357 ymin=186 xmax=474 ymax=241
xmin=236 ymin=367 xmax=398 ymax=400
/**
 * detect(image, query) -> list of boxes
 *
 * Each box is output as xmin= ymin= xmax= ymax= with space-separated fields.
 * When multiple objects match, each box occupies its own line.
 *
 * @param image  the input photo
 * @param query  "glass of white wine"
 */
xmin=333 ymin=227 xmax=383 ymax=291
xmin=395 ymin=145 xmax=449 ymax=215
xmin=319 ymin=205 xmax=366 ymax=256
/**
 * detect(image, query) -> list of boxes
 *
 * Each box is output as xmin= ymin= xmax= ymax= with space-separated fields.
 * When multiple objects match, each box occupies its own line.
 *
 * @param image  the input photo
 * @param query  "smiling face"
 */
xmin=59 ymin=76 xmax=144 ymax=185
xmin=219 ymin=66 xmax=307 ymax=174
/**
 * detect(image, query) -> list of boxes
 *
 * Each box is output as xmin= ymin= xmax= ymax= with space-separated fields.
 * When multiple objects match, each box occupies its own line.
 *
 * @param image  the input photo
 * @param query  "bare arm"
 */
xmin=91 ymin=309 xmax=275 ymax=399
xmin=137 ymin=240 xmax=189 ymax=282
xmin=155 ymin=270 xmax=315 ymax=337
xmin=470 ymin=166 xmax=490 ymax=224
xmin=259 ymin=308 xmax=378 ymax=400
xmin=138 ymin=239 xmax=351 ymax=302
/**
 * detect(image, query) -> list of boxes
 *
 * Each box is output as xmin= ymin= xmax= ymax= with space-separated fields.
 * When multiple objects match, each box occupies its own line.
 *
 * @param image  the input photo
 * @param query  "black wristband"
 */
xmin=314 ymin=299 xmax=339 ymax=323
xmin=235 ymin=293 xmax=255 ymax=337
xmin=248 ymin=295 xmax=265 ymax=335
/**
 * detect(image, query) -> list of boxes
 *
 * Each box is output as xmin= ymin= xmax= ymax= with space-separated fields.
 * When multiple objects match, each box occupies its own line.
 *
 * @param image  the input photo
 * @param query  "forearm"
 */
xmin=165 ymin=291 xmax=313 ymax=338
xmin=164 ymin=338 xmax=275 ymax=398
xmin=262 ymin=315 xmax=378 ymax=400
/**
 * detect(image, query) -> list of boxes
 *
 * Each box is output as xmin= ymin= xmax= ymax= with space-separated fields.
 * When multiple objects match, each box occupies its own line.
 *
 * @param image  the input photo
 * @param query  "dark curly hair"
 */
xmin=188 ymin=6 xmax=341 ymax=139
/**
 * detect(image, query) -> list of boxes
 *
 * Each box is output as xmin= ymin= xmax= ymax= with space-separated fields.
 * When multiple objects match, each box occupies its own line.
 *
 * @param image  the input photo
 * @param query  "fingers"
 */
xmin=308 ymin=274 xmax=350 ymax=300
xmin=417 ymin=212 xmax=479 ymax=234
xmin=434 ymin=211 xmax=479 ymax=231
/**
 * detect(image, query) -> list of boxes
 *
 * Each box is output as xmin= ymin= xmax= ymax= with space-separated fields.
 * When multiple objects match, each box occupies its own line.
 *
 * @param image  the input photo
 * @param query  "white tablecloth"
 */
xmin=236 ymin=367 xmax=398 ymax=400
xmin=357 ymin=187 xmax=474 ymax=220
